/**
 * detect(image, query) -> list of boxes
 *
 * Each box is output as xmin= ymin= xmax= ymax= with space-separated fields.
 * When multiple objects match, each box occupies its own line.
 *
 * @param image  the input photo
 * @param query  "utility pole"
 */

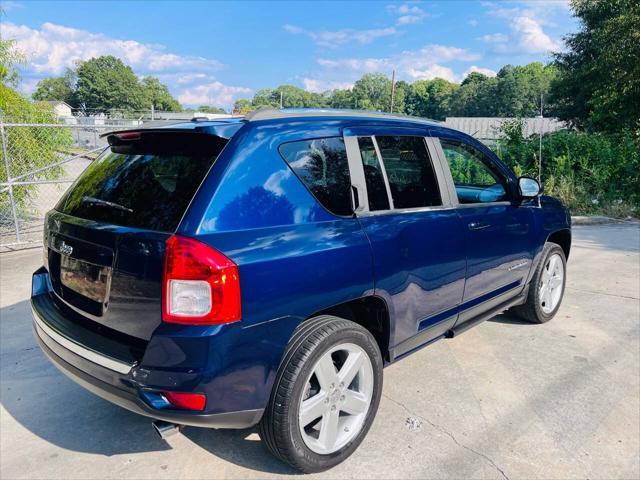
xmin=539 ymin=92 xmax=543 ymax=184
xmin=280 ymin=91 xmax=283 ymax=109
xmin=151 ymin=104 xmax=154 ymax=121
xmin=390 ymin=69 xmax=396 ymax=113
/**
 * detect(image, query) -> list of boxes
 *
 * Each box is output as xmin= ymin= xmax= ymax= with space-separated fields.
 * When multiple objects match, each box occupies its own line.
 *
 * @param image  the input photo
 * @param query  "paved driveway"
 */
xmin=1 ymin=224 xmax=638 ymax=479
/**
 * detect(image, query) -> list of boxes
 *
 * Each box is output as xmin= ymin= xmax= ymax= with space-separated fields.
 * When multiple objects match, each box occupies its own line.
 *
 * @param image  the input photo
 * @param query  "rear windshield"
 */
xmin=57 ymin=132 xmax=226 ymax=231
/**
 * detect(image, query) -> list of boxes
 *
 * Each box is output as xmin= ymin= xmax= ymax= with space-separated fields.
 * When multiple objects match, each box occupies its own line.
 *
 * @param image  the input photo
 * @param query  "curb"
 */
xmin=571 ymin=216 xmax=638 ymax=225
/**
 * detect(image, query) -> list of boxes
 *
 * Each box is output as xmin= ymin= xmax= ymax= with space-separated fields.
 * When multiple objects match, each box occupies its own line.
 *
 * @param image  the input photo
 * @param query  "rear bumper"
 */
xmin=31 ymin=269 xmax=263 ymax=429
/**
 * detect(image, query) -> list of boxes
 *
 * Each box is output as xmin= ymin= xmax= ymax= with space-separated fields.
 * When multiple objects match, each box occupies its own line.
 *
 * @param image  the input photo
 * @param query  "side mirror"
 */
xmin=518 ymin=176 xmax=541 ymax=199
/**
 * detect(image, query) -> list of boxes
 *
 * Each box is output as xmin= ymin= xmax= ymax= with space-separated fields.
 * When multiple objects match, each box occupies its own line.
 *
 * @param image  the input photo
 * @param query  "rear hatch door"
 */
xmin=45 ymin=130 xmax=227 ymax=341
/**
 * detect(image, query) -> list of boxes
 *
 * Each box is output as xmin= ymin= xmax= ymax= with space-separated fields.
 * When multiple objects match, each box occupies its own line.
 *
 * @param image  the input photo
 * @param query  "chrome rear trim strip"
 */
xmin=32 ymin=305 xmax=133 ymax=374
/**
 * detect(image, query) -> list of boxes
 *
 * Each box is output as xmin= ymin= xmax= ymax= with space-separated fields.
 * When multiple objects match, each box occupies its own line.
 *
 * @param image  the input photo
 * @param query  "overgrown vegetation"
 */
xmin=494 ymin=120 xmax=639 ymax=216
xmin=0 ymin=84 xmax=73 ymax=213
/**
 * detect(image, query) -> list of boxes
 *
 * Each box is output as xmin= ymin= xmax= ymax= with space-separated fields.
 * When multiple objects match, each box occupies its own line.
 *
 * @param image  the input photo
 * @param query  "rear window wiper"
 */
xmin=82 ymin=196 xmax=134 ymax=213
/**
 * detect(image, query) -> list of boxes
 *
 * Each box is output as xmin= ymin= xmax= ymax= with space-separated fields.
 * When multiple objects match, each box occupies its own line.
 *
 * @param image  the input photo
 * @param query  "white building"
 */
xmin=44 ymin=101 xmax=74 ymax=123
xmin=444 ymin=117 xmax=567 ymax=144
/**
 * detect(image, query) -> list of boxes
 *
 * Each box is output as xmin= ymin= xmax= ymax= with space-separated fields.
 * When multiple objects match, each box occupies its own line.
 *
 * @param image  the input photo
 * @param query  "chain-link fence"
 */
xmin=0 ymin=113 xmax=142 ymax=250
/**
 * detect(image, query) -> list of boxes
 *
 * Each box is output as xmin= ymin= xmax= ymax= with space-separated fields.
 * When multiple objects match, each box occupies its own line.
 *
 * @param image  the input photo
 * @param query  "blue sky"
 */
xmin=2 ymin=0 xmax=577 ymax=109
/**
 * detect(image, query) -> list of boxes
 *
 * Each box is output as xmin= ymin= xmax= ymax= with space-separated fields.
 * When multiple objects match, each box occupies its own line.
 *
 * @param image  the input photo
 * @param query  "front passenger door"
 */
xmin=437 ymin=137 xmax=535 ymax=321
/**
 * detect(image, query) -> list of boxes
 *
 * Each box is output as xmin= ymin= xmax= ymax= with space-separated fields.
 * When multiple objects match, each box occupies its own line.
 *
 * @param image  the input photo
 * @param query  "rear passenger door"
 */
xmin=344 ymin=128 xmax=467 ymax=359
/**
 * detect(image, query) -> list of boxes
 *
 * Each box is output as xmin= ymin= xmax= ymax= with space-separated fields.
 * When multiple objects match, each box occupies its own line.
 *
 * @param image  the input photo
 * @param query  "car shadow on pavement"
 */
xmin=182 ymin=427 xmax=297 ymax=475
xmin=0 ymin=299 xmax=295 ymax=474
xmin=487 ymin=312 xmax=533 ymax=325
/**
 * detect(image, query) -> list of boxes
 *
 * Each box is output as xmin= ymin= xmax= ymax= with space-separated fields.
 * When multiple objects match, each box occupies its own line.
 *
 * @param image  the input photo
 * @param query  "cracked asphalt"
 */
xmin=1 ymin=224 xmax=639 ymax=479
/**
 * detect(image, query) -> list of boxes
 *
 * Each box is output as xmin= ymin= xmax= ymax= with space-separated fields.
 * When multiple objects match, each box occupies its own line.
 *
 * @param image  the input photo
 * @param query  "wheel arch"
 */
xmin=547 ymin=229 xmax=571 ymax=259
xmin=307 ymin=296 xmax=391 ymax=363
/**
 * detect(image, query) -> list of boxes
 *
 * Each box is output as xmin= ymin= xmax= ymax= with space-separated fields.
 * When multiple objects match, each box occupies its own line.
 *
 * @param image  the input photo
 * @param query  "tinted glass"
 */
xmin=440 ymin=140 xmax=507 ymax=204
xmin=279 ymin=137 xmax=352 ymax=216
xmin=357 ymin=136 xmax=390 ymax=211
xmin=58 ymin=135 xmax=224 ymax=231
xmin=375 ymin=136 xmax=441 ymax=209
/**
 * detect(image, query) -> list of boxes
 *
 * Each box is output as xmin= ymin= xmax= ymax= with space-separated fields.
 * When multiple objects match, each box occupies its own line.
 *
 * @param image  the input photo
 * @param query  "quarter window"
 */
xmin=440 ymin=140 xmax=507 ymax=204
xmin=279 ymin=137 xmax=353 ymax=216
xmin=375 ymin=136 xmax=442 ymax=209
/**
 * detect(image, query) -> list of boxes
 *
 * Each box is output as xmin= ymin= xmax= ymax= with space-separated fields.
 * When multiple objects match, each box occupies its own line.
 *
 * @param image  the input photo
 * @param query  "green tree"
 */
xmin=449 ymin=72 xmax=499 ymax=116
xmin=141 ymin=76 xmax=181 ymax=111
xmin=32 ymin=69 xmax=76 ymax=106
xmin=0 ymin=36 xmax=24 ymax=88
xmin=406 ymin=78 xmax=458 ymax=120
xmin=233 ymin=98 xmax=253 ymax=114
xmin=352 ymin=74 xmax=391 ymax=111
xmin=391 ymin=80 xmax=409 ymax=114
xmin=494 ymin=63 xmax=557 ymax=117
xmin=251 ymin=88 xmax=279 ymax=109
xmin=327 ymin=89 xmax=354 ymax=109
xmin=75 ymin=56 xmax=145 ymax=113
xmin=550 ymin=0 xmax=640 ymax=133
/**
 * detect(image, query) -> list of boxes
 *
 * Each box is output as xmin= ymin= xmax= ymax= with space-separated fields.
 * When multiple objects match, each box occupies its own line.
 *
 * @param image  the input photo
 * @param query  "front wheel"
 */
xmin=259 ymin=315 xmax=383 ymax=473
xmin=513 ymin=242 xmax=567 ymax=323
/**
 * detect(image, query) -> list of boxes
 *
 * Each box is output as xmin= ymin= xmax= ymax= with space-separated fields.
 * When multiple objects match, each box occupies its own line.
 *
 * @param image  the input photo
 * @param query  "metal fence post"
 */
xmin=0 ymin=118 xmax=21 ymax=243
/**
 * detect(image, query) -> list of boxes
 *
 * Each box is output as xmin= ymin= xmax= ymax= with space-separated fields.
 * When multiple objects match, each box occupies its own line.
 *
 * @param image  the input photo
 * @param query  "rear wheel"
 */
xmin=513 ymin=242 xmax=566 ymax=323
xmin=259 ymin=315 xmax=383 ymax=473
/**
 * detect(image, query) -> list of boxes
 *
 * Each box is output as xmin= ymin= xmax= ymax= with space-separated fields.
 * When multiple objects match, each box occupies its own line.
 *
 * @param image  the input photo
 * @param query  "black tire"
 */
xmin=512 ymin=242 xmax=567 ymax=324
xmin=259 ymin=315 xmax=383 ymax=473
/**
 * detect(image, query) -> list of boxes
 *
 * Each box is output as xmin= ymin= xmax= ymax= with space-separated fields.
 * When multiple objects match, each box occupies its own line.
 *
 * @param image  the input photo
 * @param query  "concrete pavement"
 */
xmin=1 ymin=225 xmax=638 ymax=479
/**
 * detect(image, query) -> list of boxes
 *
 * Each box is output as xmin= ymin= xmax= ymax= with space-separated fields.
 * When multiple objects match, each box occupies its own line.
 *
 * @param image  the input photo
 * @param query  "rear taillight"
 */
xmin=163 ymin=391 xmax=206 ymax=411
xmin=162 ymin=235 xmax=241 ymax=325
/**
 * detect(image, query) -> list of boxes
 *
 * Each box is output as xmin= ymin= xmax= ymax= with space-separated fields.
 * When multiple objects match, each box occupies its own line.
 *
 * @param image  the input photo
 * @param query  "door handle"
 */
xmin=468 ymin=221 xmax=491 ymax=231
xmin=350 ymin=184 xmax=365 ymax=213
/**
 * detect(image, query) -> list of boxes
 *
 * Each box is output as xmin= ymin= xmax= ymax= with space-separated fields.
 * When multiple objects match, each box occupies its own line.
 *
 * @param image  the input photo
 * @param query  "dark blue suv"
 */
xmin=31 ymin=109 xmax=571 ymax=472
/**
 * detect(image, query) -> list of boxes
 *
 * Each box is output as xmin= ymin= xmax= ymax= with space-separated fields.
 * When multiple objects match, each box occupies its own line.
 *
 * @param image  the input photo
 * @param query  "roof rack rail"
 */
xmin=244 ymin=108 xmax=440 ymax=124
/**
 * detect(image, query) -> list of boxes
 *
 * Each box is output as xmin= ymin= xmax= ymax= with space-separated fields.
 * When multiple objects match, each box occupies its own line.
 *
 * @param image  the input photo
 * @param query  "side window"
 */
xmin=279 ymin=137 xmax=352 ymax=216
xmin=357 ymin=136 xmax=390 ymax=211
xmin=375 ymin=136 xmax=442 ymax=209
xmin=440 ymin=140 xmax=508 ymax=204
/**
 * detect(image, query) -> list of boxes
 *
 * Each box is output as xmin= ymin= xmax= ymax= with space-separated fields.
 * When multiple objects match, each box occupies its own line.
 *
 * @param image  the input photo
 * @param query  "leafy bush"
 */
xmin=494 ymin=124 xmax=640 ymax=216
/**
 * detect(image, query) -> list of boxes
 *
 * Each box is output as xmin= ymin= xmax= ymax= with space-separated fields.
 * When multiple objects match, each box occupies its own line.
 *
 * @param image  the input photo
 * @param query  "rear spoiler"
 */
xmin=102 ymin=129 xmax=230 ymax=155
xmin=100 ymin=121 xmax=245 ymax=143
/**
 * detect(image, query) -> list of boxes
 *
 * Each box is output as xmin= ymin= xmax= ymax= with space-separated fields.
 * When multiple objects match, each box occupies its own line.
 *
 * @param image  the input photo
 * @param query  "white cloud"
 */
xmin=406 ymin=65 xmax=457 ymax=82
xmin=509 ymin=16 xmax=560 ymax=53
xmin=317 ymin=57 xmax=390 ymax=72
xmin=462 ymin=65 xmax=497 ymax=78
xmin=311 ymin=43 xmax=494 ymax=87
xmin=302 ymin=78 xmax=354 ymax=93
xmin=482 ymin=2 xmax=563 ymax=55
xmin=388 ymin=4 xmax=427 ymax=25
xmin=479 ymin=33 xmax=508 ymax=43
xmin=177 ymin=81 xmax=252 ymax=107
xmin=1 ymin=21 xmax=224 ymax=75
xmin=176 ymin=73 xmax=208 ymax=84
xmin=317 ymin=44 xmax=480 ymax=82
xmin=468 ymin=19 xmax=479 ymax=27
xmin=283 ymin=23 xmax=398 ymax=48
